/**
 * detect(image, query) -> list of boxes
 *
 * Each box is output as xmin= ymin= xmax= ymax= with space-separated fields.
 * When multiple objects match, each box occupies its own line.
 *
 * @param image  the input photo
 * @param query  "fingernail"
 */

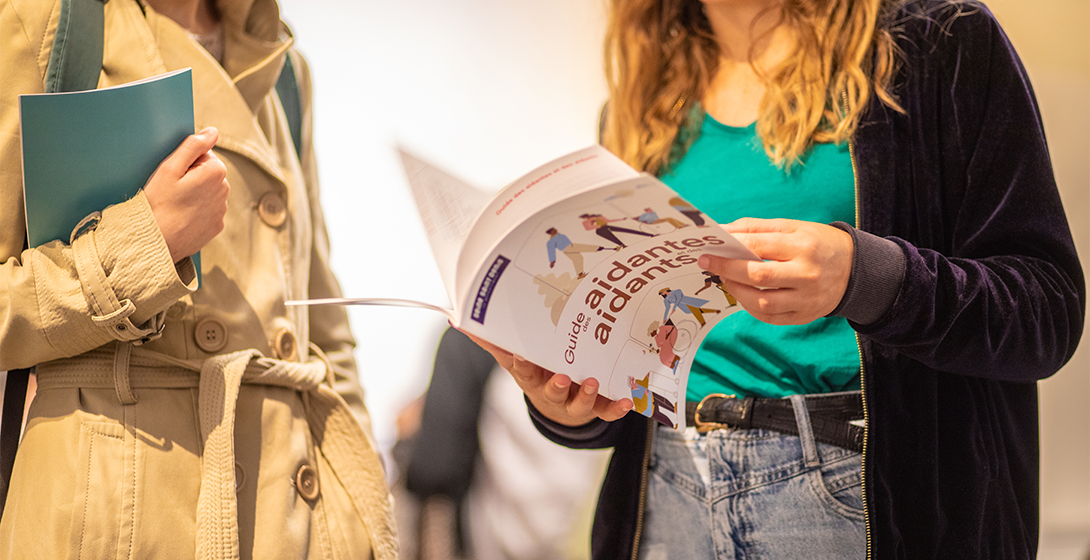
xmin=583 ymin=383 xmax=595 ymax=395
xmin=698 ymin=255 xmax=710 ymax=269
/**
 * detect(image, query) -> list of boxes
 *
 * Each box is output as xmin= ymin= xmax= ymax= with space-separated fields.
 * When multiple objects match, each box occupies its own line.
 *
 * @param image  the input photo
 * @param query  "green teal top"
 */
xmin=659 ymin=114 xmax=861 ymax=400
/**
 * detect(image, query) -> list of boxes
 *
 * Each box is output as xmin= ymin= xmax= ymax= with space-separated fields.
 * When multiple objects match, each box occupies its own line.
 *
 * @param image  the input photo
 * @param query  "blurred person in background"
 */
xmin=394 ymin=327 xmax=607 ymax=560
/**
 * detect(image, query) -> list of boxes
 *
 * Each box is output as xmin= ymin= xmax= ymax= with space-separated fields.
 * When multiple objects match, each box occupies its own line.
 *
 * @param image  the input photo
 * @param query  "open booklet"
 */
xmin=290 ymin=145 xmax=759 ymax=429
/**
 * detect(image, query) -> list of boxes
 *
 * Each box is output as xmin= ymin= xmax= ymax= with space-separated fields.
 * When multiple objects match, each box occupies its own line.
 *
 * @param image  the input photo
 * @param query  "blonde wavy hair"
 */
xmin=601 ymin=0 xmax=906 ymax=174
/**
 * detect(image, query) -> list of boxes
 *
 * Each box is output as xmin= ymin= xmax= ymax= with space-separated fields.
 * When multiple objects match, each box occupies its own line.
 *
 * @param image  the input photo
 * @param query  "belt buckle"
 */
xmin=694 ymin=393 xmax=734 ymax=433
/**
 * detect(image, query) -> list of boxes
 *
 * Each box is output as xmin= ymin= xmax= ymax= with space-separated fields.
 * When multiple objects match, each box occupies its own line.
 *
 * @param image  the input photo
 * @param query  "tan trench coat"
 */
xmin=0 ymin=0 xmax=397 ymax=557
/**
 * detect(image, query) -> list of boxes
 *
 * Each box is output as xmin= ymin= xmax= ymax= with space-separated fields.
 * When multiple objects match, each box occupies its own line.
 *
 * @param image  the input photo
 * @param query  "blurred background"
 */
xmin=276 ymin=0 xmax=1088 ymax=558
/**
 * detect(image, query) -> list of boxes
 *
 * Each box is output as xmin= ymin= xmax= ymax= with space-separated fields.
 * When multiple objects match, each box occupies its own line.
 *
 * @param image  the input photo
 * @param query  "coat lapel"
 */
xmin=107 ymin=0 xmax=292 ymax=184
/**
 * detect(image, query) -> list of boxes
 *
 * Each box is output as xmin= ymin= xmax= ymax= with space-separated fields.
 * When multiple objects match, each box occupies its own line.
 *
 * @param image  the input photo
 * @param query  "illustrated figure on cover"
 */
xmin=544 ymin=227 xmax=608 ymax=279
xmin=659 ymin=287 xmax=720 ymax=327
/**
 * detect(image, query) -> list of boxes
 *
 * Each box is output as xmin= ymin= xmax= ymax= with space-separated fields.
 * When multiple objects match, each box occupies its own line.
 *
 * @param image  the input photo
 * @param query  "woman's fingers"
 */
xmin=570 ymin=379 xmax=600 ymax=417
xmin=594 ymin=394 xmax=634 ymax=422
xmin=160 ymin=127 xmax=220 ymax=177
xmin=144 ymin=127 xmax=230 ymax=262
xmin=530 ymin=357 xmax=570 ymax=403
xmin=461 ymin=329 xmax=632 ymax=426
xmin=701 ymin=218 xmax=853 ymax=324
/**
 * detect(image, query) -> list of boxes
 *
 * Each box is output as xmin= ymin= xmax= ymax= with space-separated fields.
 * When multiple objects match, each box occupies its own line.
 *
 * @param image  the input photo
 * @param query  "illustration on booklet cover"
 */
xmin=462 ymin=178 xmax=744 ymax=428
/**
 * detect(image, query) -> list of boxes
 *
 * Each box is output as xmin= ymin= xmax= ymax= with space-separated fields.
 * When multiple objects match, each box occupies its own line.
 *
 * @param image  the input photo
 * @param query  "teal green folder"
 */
xmin=20 ymin=68 xmax=199 ymax=282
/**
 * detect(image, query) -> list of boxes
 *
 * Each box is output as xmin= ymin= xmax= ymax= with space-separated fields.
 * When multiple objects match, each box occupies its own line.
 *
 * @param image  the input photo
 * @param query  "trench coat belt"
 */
xmin=34 ymin=345 xmax=399 ymax=560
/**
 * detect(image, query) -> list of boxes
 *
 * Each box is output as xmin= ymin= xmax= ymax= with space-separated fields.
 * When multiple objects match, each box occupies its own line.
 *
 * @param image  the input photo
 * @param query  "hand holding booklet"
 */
xmin=290 ymin=145 xmax=759 ymax=428
xmin=20 ymin=68 xmax=201 ymax=282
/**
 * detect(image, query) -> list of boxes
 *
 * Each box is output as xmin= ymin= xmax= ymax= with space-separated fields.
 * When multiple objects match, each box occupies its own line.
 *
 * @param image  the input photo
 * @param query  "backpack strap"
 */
xmin=45 ymin=0 xmax=109 ymax=93
xmin=45 ymin=0 xmax=301 ymax=156
xmin=2 ymin=0 xmax=109 ymax=521
xmin=0 ymin=369 xmax=30 ymax=520
xmin=276 ymin=51 xmax=304 ymax=160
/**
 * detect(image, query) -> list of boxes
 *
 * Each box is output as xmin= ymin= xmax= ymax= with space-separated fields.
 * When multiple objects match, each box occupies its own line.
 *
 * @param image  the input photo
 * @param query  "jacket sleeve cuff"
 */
xmin=84 ymin=191 xmax=198 ymax=326
xmin=827 ymin=222 xmax=906 ymax=326
xmin=526 ymin=395 xmax=611 ymax=443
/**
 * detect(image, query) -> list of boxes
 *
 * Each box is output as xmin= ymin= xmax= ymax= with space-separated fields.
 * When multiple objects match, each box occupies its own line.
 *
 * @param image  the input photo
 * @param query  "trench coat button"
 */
xmin=273 ymin=328 xmax=298 ymax=361
xmin=235 ymin=462 xmax=245 ymax=494
xmin=258 ymin=192 xmax=287 ymax=228
xmin=194 ymin=318 xmax=228 ymax=353
xmin=295 ymin=464 xmax=319 ymax=500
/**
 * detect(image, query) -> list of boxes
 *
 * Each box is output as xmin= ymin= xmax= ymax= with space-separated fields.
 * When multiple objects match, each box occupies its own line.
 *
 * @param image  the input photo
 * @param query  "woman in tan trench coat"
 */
xmin=0 ymin=0 xmax=398 ymax=558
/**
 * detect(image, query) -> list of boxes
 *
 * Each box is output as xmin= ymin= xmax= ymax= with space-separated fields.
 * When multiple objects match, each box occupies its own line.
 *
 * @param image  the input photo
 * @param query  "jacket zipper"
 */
xmin=856 ymin=332 xmax=872 ymax=560
xmin=629 ymin=419 xmax=655 ymax=560
xmin=847 ymin=123 xmax=873 ymax=560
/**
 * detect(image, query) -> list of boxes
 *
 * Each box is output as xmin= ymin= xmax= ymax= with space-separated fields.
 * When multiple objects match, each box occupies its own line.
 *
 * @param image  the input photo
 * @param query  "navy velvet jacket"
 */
xmin=530 ymin=2 xmax=1086 ymax=559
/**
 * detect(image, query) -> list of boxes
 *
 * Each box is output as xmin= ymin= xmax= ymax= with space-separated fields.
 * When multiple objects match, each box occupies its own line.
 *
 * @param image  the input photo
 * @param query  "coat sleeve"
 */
xmin=849 ymin=2 xmax=1085 ymax=382
xmin=0 ymin=1 xmax=196 ymax=371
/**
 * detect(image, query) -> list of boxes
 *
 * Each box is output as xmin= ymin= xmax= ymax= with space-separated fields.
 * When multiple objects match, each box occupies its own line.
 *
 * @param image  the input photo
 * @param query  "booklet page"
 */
xmin=399 ymin=148 xmax=493 ymax=304
xmin=454 ymin=145 xmax=640 ymax=312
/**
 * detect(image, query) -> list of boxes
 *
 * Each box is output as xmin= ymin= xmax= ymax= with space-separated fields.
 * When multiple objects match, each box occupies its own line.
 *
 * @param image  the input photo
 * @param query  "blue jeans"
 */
xmin=638 ymin=395 xmax=866 ymax=559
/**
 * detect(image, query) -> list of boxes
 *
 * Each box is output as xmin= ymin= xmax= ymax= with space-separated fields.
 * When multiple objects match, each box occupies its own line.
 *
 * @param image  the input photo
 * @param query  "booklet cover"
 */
xmin=20 ymin=68 xmax=199 ymax=281
xmin=292 ymin=145 xmax=760 ymax=428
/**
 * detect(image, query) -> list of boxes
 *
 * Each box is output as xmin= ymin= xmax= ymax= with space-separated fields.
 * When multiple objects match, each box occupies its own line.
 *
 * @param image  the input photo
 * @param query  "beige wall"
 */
xmin=986 ymin=0 xmax=1090 ymax=538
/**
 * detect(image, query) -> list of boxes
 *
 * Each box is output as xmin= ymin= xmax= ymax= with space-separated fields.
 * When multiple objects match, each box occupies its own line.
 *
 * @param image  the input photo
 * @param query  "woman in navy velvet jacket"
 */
xmin=469 ymin=1 xmax=1085 ymax=558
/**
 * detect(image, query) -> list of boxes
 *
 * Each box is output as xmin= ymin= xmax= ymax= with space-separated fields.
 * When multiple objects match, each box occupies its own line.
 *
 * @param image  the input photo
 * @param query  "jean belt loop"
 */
xmin=112 ymin=341 xmax=138 ymax=405
xmin=789 ymin=395 xmax=819 ymax=467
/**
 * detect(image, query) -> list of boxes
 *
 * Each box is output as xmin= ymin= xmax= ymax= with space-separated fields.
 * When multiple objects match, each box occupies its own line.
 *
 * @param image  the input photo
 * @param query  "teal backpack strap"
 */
xmin=46 ymin=0 xmax=303 ymax=158
xmin=44 ymin=0 xmax=301 ymax=160
xmin=45 ymin=0 xmax=109 ymax=93
xmin=276 ymin=52 xmax=304 ymax=160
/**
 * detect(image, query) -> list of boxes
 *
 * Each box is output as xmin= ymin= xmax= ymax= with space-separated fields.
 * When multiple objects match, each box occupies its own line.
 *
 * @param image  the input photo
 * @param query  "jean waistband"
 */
xmin=684 ymin=392 xmax=864 ymax=453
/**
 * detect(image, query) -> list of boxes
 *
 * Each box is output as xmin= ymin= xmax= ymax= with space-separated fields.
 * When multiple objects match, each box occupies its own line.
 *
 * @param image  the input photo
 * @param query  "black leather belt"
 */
xmin=685 ymin=392 xmax=864 ymax=453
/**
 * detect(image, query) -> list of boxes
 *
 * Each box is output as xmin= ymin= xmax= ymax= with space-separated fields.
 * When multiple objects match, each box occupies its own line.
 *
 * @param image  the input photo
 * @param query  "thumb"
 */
xmin=162 ymin=127 xmax=219 ymax=176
